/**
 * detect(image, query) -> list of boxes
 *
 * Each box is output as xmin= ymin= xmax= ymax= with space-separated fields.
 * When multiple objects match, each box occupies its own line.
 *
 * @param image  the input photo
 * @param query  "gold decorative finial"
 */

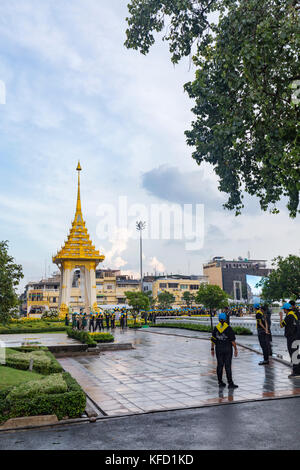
xmin=76 ymin=161 xmax=82 ymax=214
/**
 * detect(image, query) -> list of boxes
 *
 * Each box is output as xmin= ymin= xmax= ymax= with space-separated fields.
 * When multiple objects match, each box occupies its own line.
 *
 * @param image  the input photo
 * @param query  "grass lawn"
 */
xmin=0 ymin=365 xmax=43 ymax=389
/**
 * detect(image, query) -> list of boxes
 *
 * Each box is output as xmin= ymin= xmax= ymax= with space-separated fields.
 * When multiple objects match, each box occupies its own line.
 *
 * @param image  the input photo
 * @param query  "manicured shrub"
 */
xmin=0 ymin=372 xmax=86 ymax=422
xmin=128 ymin=322 xmax=142 ymax=329
xmin=66 ymin=328 xmax=97 ymax=346
xmin=4 ymin=348 xmax=63 ymax=375
xmin=151 ymin=322 xmax=252 ymax=335
xmin=89 ymin=332 xmax=114 ymax=343
xmin=6 ymin=373 xmax=67 ymax=401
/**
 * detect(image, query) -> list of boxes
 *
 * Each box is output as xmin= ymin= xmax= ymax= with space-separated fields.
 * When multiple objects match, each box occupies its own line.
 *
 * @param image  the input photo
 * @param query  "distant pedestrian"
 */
xmin=211 ymin=313 xmax=238 ymax=388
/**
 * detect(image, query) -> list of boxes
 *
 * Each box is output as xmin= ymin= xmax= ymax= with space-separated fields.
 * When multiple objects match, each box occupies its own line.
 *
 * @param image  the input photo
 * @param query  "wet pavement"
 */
xmin=59 ymin=328 xmax=300 ymax=416
xmin=0 ymin=332 xmax=79 ymax=348
xmin=147 ymin=327 xmax=291 ymax=362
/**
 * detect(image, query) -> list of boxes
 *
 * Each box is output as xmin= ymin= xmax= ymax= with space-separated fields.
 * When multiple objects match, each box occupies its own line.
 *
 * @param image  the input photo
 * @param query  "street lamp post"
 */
xmin=136 ymin=221 xmax=146 ymax=292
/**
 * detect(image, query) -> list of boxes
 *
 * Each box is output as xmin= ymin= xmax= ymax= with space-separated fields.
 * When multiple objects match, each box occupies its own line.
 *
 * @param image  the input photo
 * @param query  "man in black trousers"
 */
xmin=211 ymin=313 xmax=238 ymax=388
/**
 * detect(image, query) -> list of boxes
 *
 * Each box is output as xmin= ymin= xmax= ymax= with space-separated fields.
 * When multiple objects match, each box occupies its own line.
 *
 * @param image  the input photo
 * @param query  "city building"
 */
xmin=23 ymin=269 xmax=141 ymax=316
xmin=150 ymin=274 xmax=209 ymax=307
xmin=203 ymin=256 xmax=272 ymax=302
xmin=23 ymin=271 xmax=209 ymax=316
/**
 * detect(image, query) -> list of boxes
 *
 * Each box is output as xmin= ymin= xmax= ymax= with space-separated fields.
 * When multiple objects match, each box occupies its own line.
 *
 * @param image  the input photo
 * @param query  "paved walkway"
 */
xmin=0 ymin=332 xmax=79 ymax=348
xmin=148 ymin=327 xmax=291 ymax=362
xmin=59 ymin=328 xmax=300 ymax=416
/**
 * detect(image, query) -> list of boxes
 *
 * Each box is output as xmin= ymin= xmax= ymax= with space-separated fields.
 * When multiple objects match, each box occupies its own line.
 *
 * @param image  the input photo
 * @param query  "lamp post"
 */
xmin=136 ymin=221 xmax=146 ymax=292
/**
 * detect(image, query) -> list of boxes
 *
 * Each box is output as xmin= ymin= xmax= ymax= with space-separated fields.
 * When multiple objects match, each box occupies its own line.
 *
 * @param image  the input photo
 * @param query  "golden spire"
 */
xmin=53 ymin=161 xmax=105 ymax=264
xmin=76 ymin=161 xmax=82 ymax=215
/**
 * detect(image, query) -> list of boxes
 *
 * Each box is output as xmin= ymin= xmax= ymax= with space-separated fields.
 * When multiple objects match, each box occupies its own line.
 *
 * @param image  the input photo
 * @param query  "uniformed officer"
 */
xmin=119 ymin=311 xmax=124 ymax=329
xmin=105 ymin=311 xmax=110 ymax=329
xmin=82 ymin=313 xmax=88 ymax=330
xmin=254 ymin=303 xmax=270 ymax=365
xmin=99 ymin=311 xmax=104 ymax=331
xmin=111 ymin=310 xmax=116 ymax=329
xmin=211 ymin=312 xmax=238 ymax=388
xmin=89 ymin=312 xmax=95 ymax=332
xmin=280 ymin=302 xmax=300 ymax=378
xmin=223 ymin=306 xmax=230 ymax=325
xmin=72 ymin=313 xmax=77 ymax=330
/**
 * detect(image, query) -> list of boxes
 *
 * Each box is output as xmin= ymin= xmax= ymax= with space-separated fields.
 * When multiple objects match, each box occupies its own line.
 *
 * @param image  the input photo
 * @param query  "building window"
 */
xmin=159 ymin=283 xmax=167 ymax=288
xmin=190 ymin=285 xmax=199 ymax=290
xmin=168 ymin=283 xmax=179 ymax=288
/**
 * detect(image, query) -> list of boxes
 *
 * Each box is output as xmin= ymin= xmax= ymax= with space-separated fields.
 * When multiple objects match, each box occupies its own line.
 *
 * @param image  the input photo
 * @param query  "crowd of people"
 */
xmin=65 ymin=308 xmax=130 ymax=331
xmin=211 ymin=300 xmax=300 ymax=388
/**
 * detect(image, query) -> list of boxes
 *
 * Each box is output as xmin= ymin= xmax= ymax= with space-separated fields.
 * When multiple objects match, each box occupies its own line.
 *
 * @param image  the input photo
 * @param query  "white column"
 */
xmin=84 ymin=267 xmax=91 ymax=312
xmin=90 ymin=268 xmax=97 ymax=311
xmin=80 ymin=267 xmax=85 ymax=307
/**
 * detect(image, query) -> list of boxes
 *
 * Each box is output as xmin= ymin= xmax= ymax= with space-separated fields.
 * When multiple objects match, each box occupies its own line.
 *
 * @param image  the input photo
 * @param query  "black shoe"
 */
xmin=228 ymin=383 xmax=238 ymax=389
xmin=218 ymin=381 xmax=226 ymax=387
xmin=259 ymin=361 xmax=269 ymax=365
xmin=288 ymin=373 xmax=300 ymax=379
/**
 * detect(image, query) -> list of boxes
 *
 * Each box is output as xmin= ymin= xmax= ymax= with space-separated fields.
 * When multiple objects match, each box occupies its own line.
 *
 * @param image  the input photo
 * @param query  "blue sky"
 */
xmin=0 ymin=0 xmax=299 ymax=292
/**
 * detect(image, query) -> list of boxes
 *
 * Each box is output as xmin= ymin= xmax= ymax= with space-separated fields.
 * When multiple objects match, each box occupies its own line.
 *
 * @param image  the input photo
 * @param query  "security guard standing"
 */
xmin=280 ymin=302 xmax=300 ymax=378
xmin=211 ymin=312 xmax=238 ymax=388
xmin=223 ymin=306 xmax=230 ymax=325
xmin=254 ymin=303 xmax=270 ymax=365
xmin=105 ymin=311 xmax=110 ymax=329
xmin=99 ymin=311 xmax=105 ymax=331
xmin=89 ymin=312 xmax=95 ymax=332
xmin=111 ymin=310 xmax=116 ymax=329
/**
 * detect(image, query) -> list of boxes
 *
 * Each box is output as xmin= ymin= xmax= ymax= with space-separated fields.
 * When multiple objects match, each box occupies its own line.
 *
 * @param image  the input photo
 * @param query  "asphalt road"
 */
xmin=1 ymin=397 xmax=300 ymax=450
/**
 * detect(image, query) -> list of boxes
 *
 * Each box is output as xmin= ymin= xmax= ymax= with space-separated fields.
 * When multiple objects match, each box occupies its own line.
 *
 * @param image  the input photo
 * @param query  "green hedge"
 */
xmin=66 ymin=328 xmax=97 ymax=346
xmin=0 ymin=321 xmax=66 ymax=335
xmin=89 ymin=333 xmax=114 ymax=343
xmin=128 ymin=322 xmax=142 ymax=329
xmin=151 ymin=322 xmax=252 ymax=335
xmin=0 ymin=372 xmax=86 ymax=423
xmin=4 ymin=347 xmax=63 ymax=375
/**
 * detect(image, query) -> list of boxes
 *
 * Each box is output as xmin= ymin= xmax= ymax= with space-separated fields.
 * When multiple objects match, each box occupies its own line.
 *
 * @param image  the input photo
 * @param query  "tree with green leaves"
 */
xmin=125 ymin=0 xmax=300 ymax=217
xmin=0 ymin=241 xmax=24 ymax=323
xmin=182 ymin=291 xmax=195 ymax=308
xmin=259 ymin=255 xmax=300 ymax=302
xmin=144 ymin=290 xmax=156 ymax=308
xmin=195 ymin=284 xmax=229 ymax=330
xmin=125 ymin=291 xmax=150 ymax=314
xmin=157 ymin=291 xmax=175 ymax=309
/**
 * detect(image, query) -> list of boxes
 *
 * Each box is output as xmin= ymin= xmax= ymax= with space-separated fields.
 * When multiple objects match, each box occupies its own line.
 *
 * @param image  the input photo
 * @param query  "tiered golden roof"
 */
xmin=53 ymin=162 xmax=105 ymax=263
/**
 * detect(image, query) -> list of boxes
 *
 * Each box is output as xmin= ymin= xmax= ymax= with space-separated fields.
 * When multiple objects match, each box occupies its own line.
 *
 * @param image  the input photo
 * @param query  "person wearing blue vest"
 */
xmin=211 ymin=313 xmax=238 ymax=388
xmin=280 ymin=302 xmax=300 ymax=378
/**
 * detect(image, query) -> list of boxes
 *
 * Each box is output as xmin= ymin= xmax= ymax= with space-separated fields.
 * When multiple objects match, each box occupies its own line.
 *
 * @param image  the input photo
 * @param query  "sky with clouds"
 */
xmin=0 ymin=0 xmax=299 ymax=292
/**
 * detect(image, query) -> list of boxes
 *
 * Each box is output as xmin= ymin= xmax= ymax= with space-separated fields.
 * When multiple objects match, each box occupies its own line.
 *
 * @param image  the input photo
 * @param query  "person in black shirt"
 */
xmin=211 ymin=313 xmax=238 ymax=388
xmin=223 ymin=306 xmax=231 ymax=325
xmin=254 ymin=303 xmax=270 ymax=365
xmin=261 ymin=304 xmax=273 ymax=356
xmin=280 ymin=302 xmax=300 ymax=378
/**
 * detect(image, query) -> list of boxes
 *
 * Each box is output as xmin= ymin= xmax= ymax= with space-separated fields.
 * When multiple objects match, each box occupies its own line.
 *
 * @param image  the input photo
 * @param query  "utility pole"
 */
xmin=136 ymin=221 xmax=146 ymax=292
